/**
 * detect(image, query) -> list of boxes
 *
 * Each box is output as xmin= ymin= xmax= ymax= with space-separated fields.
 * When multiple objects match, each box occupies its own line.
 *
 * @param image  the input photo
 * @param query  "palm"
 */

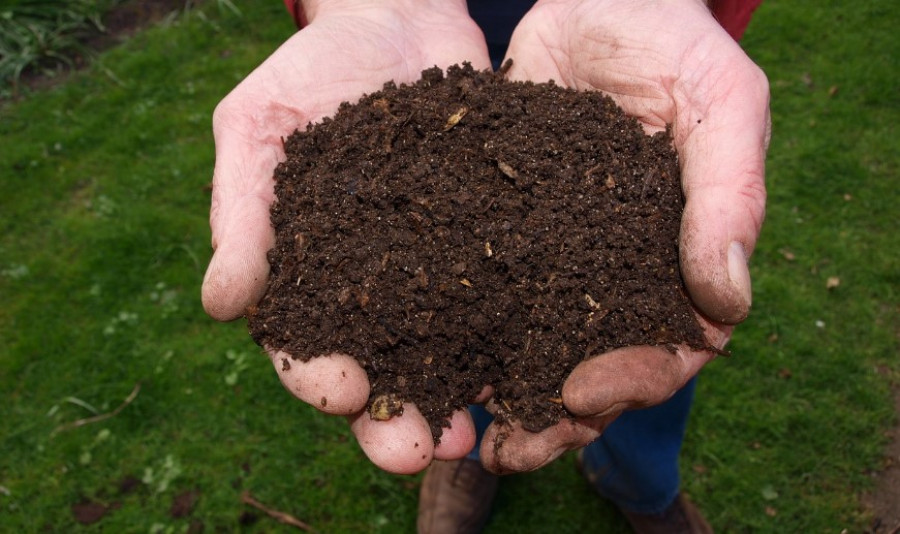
xmin=507 ymin=0 xmax=768 ymax=333
xmin=208 ymin=11 xmax=491 ymax=275
xmin=203 ymin=6 xmax=490 ymax=474
xmin=475 ymin=0 xmax=770 ymax=473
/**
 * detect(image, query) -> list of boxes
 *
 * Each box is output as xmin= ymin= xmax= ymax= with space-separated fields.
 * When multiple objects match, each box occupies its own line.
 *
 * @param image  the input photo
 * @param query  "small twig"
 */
xmin=51 ymin=383 xmax=141 ymax=436
xmin=241 ymin=491 xmax=318 ymax=533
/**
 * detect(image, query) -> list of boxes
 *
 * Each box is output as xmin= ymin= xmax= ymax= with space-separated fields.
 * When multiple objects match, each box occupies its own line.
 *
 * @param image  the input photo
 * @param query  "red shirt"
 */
xmin=284 ymin=0 xmax=762 ymax=41
xmin=709 ymin=0 xmax=763 ymax=40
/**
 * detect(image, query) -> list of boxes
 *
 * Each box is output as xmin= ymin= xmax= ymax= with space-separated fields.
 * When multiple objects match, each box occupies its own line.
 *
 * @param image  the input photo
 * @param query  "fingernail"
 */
xmin=593 ymin=402 xmax=626 ymax=419
xmin=727 ymin=241 xmax=752 ymax=311
xmin=549 ymin=446 xmax=569 ymax=463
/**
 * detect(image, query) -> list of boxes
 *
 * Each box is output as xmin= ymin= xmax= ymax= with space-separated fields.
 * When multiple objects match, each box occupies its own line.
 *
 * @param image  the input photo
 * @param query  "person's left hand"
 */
xmin=475 ymin=0 xmax=770 ymax=474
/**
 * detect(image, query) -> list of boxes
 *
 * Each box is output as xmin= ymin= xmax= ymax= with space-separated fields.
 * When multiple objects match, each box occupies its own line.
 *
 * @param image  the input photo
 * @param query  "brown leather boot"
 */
xmin=417 ymin=458 xmax=499 ymax=534
xmin=619 ymin=493 xmax=714 ymax=534
xmin=575 ymin=450 xmax=713 ymax=534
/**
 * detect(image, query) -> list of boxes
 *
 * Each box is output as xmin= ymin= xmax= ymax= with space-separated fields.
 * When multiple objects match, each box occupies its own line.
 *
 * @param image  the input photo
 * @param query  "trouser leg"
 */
xmin=579 ymin=377 xmax=697 ymax=515
xmin=466 ymin=377 xmax=697 ymax=515
xmin=466 ymin=403 xmax=495 ymax=460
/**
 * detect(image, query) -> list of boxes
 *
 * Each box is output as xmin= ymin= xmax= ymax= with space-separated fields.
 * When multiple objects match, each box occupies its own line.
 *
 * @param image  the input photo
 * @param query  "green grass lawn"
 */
xmin=1 ymin=1 xmax=898 ymax=532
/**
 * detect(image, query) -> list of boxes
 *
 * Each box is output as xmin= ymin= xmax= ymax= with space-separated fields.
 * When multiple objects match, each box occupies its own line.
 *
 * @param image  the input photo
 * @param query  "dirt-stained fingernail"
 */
xmin=727 ymin=241 xmax=752 ymax=313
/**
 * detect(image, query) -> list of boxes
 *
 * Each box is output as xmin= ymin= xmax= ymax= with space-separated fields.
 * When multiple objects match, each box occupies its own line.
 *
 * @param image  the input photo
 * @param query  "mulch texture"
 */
xmin=248 ymin=63 xmax=711 ymax=440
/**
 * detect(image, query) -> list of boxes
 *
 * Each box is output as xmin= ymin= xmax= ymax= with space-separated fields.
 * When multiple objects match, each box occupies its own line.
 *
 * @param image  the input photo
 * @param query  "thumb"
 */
xmin=677 ymin=53 xmax=770 ymax=325
xmin=201 ymin=100 xmax=281 ymax=321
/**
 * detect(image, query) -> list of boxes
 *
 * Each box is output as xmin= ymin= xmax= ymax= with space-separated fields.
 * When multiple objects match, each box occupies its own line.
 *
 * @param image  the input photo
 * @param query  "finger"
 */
xmin=349 ymin=403 xmax=435 ymax=474
xmin=561 ymin=345 xmax=715 ymax=418
xmin=201 ymin=97 xmax=284 ymax=321
xmin=433 ymin=408 xmax=476 ymax=460
xmin=676 ymin=49 xmax=770 ymax=324
xmin=201 ymin=199 xmax=274 ymax=321
xmin=271 ymin=351 xmax=370 ymax=415
xmin=479 ymin=415 xmax=613 ymax=474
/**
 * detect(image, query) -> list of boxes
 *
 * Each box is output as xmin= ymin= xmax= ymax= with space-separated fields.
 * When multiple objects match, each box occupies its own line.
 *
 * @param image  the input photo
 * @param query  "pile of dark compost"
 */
xmin=248 ymin=63 xmax=712 ymax=441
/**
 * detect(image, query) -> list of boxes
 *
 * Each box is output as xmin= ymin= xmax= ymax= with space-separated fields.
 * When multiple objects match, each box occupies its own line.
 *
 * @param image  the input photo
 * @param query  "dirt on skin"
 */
xmin=248 ymin=62 xmax=715 ymax=441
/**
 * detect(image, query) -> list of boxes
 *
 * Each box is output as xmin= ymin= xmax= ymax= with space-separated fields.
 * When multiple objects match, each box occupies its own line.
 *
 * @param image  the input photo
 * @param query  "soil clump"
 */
xmin=248 ymin=62 xmax=712 ymax=441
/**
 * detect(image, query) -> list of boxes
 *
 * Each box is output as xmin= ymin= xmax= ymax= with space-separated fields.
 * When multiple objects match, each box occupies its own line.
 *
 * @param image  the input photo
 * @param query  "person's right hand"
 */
xmin=201 ymin=0 xmax=492 ymax=474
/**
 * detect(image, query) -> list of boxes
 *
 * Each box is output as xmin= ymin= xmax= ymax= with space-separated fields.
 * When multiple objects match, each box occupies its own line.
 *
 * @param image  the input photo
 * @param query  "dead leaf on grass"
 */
xmin=826 ymin=276 xmax=841 ymax=289
xmin=779 ymin=248 xmax=796 ymax=261
xmin=802 ymin=72 xmax=814 ymax=88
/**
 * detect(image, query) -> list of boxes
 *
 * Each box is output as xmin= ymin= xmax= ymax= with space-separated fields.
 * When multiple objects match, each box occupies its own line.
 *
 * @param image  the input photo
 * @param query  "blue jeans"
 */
xmin=466 ymin=378 xmax=697 ymax=515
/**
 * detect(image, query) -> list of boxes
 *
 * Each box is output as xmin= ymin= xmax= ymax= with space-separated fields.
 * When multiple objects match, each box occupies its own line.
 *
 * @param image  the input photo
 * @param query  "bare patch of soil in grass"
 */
xmin=6 ymin=0 xmax=195 ymax=98
xmin=71 ymin=499 xmax=117 ymax=525
xmin=170 ymin=489 xmax=201 ymax=518
xmin=863 ymin=381 xmax=900 ymax=533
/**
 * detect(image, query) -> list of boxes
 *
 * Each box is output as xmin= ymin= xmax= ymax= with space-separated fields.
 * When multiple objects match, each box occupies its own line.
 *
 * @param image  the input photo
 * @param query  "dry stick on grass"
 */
xmin=51 ymin=383 xmax=141 ymax=436
xmin=241 ymin=491 xmax=319 ymax=533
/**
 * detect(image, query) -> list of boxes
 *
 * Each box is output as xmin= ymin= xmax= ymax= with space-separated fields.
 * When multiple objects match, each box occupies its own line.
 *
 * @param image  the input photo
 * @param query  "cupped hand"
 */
xmin=478 ymin=0 xmax=770 ymax=474
xmin=201 ymin=0 xmax=491 ymax=474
